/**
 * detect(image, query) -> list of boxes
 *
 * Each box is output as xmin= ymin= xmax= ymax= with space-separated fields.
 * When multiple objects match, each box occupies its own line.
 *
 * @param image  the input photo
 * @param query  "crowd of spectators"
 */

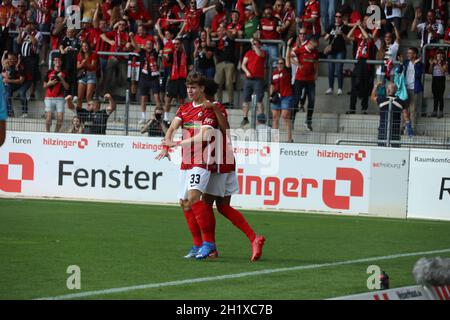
xmin=0 ymin=0 xmax=449 ymax=138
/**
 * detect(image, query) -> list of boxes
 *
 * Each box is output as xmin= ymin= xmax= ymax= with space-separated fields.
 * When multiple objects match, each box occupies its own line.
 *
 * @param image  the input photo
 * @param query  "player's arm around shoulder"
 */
xmin=204 ymin=101 xmax=229 ymax=134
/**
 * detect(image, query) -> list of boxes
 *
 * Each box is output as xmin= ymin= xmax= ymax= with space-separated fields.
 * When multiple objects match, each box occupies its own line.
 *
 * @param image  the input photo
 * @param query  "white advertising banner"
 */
xmin=0 ymin=132 xmax=180 ymax=203
xmin=408 ymin=149 xmax=450 ymax=221
xmin=368 ymin=148 xmax=409 ymax=219
xmin=230 ymin=143 xmax=371 ymax=214
xmin=0 ymin=132 xmax=373 ymax=215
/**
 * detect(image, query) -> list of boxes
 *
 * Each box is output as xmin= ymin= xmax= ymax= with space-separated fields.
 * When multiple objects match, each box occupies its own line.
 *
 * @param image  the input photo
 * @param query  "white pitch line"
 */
xmin=36 ymin=248 xmax=450 ymax=300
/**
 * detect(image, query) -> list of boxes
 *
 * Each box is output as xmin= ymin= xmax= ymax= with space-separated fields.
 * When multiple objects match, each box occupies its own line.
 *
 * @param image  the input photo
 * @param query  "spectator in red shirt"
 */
xmin=279 ymin=0 xmax=296 ymax=40
xmin=43 ymin=55 xmax=69 ymax=132
xmin=298 ymin=0 xmax=321 ymax=39
xmin=240 ymin=38 xmax=267 ymax=127
xmin=291 ymin=38 xmax=319 ymax=131
xmin=156 ymin=18 xmax=177 ymax=97
xmin=226 ymin=10 xmax=244 ymax=39
xmin=100 ymin=19 xmax=133 ymax=95
xmin=137 ymin=40 xmax=162 ymax=125
xmin=131 ymin=24 xmax=157 ymax=51
xmin=176 ymin=0 xmax=215 ymax=70
xmin=0 ymin=0 xmax=15 ymax=29
xmin=76 ymin=41 xmax=98 ymax=110
xmin=346 ymin=17 xmax=376 ymax=115
xmin=163 ymin=37 xmax=188 ymax=123
xmin=273 ymin=0 xmax=283 ymax=20
xmin=93 ymin=18 xmax=110 ymax=84
xmin=210 ymin=1 xmax=227 ymax=38
xmin=31 ymin=0 xmax=53 ymax=65
xmin=257 ymin=4 xmax=282 ymax=68
xmin=101 ymin=0 xmax=112 ymax=26
xmin=158 ymin=0 xmax=182 ymax=35
xmin=128 ymin=25 xmax=158 ymax=102
xmin=270 ymin=54 xmax=293 ymax=143
xmin=79 ymin=17 xmax=98 ymax=50
xmin=124 ymin=0 xmax=153 ymax=33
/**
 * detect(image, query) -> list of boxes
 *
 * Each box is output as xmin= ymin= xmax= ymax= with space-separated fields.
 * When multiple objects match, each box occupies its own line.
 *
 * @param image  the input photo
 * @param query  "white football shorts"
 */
xmin=177 ymin=167 xmax=211 ymax=200
xmin=204 ymin=172 xmax=240 ymax=198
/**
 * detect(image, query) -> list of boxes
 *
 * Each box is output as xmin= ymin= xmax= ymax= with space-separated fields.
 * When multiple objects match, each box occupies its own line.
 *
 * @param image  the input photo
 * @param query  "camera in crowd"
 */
xmin=270 ymin=92 xmax=281 ymax=104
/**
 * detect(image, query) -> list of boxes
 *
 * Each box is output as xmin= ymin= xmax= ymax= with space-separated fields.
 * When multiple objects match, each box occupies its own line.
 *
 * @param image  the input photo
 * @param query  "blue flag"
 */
xmin=0 ymin=76 xmax=7 ymax=121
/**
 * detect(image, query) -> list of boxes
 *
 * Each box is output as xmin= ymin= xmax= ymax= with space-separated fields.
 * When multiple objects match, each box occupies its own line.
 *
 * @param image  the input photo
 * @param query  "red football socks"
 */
xmin=183 ymin=208 xmax=203 ymax=247
xmin=191 ymin=200 xmax=216 ymax=243
xmin=217 ymin=204 xmax=256 ymax=242
xmin=206 ymin=204 xmax=216 ymax=243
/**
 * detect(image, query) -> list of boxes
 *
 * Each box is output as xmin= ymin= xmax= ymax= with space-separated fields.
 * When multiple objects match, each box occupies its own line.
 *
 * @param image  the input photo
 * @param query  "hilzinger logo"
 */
xmin=234 ymin=146 xmax=271 ymax=157
xmin=317 ymin=149 xmax=366 ymax=162
xmin=237 ymin=167 xmax=364 ymax=210
xmin=0 ymin=153 xmax=35 ymax=193
xmin=43 ymin=137 xmax=89 ymax=149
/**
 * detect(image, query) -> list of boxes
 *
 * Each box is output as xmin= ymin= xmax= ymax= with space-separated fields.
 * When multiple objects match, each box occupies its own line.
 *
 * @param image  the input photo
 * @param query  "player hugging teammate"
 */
xmin=156 ymin=73 xmax=265 ymax=261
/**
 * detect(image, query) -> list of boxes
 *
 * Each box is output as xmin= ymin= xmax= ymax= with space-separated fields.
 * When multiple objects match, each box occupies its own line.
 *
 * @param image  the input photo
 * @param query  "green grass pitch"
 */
xmin=1 ymin=198 xmax=450 ymax=300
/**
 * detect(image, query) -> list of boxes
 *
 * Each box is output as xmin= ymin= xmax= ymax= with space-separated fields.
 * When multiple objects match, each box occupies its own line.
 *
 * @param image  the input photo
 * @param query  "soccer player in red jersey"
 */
xmin=202 ymin=79 xmax=266 ymax=261
xmin=156 ymin=73 xmax=218 ymax=260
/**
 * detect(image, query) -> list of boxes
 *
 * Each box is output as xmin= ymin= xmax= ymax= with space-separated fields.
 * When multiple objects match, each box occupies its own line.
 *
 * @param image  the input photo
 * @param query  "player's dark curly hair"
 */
xmin=204 ymin=79 xmax=218 ymax=99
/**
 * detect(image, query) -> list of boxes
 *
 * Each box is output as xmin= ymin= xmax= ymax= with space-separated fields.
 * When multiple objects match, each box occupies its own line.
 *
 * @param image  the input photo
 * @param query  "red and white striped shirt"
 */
xmin=35 ymin=0 xmax=54 ymax=25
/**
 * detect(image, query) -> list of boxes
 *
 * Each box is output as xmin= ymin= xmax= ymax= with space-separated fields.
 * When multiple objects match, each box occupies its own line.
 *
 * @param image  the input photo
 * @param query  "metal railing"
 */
xmin=6 ymin=41 xmax=450 ymax=147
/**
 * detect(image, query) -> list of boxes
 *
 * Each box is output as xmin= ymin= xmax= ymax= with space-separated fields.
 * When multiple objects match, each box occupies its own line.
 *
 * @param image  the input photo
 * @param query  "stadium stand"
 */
xmin=1 ymin=0 xmax=449 ymax=148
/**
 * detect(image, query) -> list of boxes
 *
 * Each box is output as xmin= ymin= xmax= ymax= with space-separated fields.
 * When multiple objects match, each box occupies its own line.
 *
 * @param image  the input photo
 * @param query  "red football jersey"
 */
xmin=101 ymin=2 xmax=112 ymax=23
xmin=244 ymin=49 xmax=267 ymax=79
xmin=272 ymin=68 xmax=293 ymax=97
xmin=184 ymin=8 xmax=203 ymax=32
xmin=134 ymin=34 xmax=156 ymax=51
xmin=355 ymin=36 xmax=374 ymax=60
xmin=212 ymin=102 xmax=236 ymax=174
xmin=77 ymin=52 xmax=98 ymax=72
xmin=259 ymin=17 xmax=281 ymax=40
xmin=211 ymin=12 xmax=228 ymax=32
xmin=302 ymin=0 xmax=321 ymax=36
xmin=105 ymin=30 xmax=131 ymax=60
xmin=226 ymin=22 xmax=243 ymax=34
xmin=294 ymin=45 xmax=318 ymax=81
xmin=44 ymin=69 xmax=66 ymax=98
xmin=79 ymin=27 xmax=98 ymax=49
xmin=175 ymin=102 xmax=218 ymax=170
xmin=127 ymin=9 xmax=151 ymax=22
xmin=162 ymin=39 xmax=174 ymax=68
xmin=35 ymin=0 xmax=54 ymax=25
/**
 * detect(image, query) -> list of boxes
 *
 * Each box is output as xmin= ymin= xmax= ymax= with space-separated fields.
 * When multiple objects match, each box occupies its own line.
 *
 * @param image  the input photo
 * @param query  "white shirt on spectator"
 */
xmin=416 ymin=22 xmax=444 ymax=48
xmin=406 ymin=61 xmax=415 ymax=90
xmin=382 ymin=0 xmax=405 ymax=19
